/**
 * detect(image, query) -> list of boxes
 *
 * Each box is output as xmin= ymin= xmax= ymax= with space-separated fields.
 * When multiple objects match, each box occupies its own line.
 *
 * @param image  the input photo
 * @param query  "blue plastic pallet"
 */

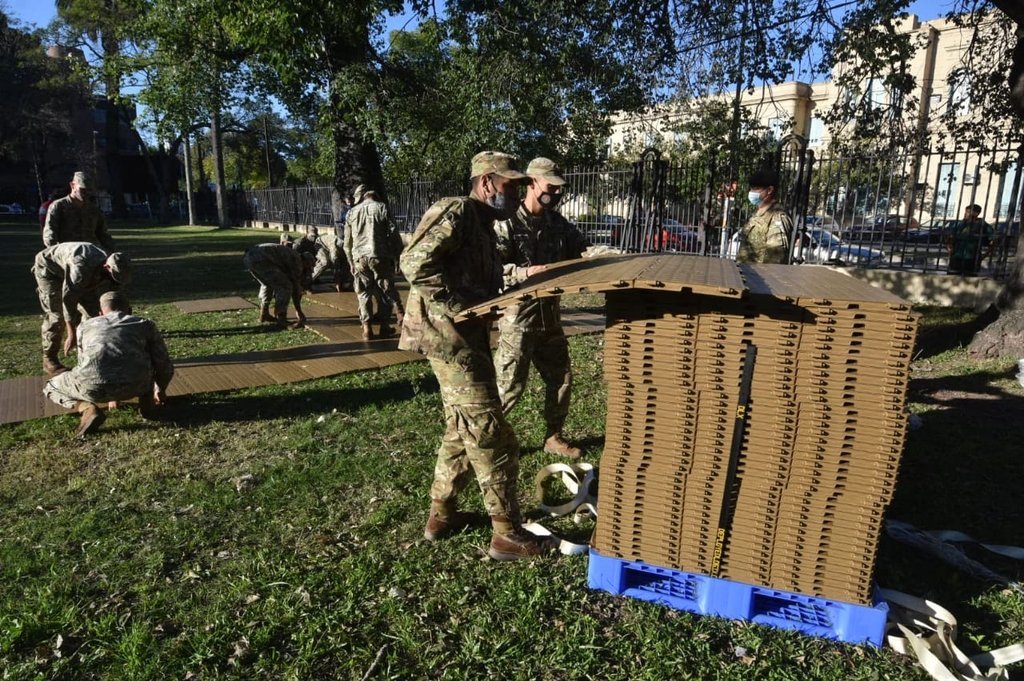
xmin=588 ymin=550 xmax=888 ymax=647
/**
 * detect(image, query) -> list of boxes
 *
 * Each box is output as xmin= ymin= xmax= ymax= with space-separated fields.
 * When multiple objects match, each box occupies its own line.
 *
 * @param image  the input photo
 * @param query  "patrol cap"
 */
xmin=470 ymin=151 xmax=528 ymax=180
xmin=748 ymin=167 xmax=780 ymax=189
xmin=99 ymin=290 xmax=129 ymax=309
xmin=104 ymin=252 xmax=132 ymax=285
xmin=72 ymin=171 xmax=90 ymax=188
xmin=353 ymin=184 xmax=368 ymax=203
xmin=526 ymin=157 xmax=567 ymax=185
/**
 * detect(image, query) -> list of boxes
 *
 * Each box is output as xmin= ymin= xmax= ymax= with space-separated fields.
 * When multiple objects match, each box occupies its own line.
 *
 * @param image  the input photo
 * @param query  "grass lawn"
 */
xmin=1 ymin=220 xmax=1022 ymax=679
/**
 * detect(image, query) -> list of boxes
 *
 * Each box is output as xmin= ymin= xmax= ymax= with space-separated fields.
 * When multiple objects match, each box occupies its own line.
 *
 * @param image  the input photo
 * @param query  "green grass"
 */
xmin=1 ymin=223 xmax=1022 ymax=679
xmin=0 ymin=221 xmax=318 ymax=379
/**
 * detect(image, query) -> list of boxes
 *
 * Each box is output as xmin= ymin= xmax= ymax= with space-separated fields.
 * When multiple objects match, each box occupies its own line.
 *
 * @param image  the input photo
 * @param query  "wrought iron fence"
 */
xmin=232 ymin=140 xmax=1021 ymax=278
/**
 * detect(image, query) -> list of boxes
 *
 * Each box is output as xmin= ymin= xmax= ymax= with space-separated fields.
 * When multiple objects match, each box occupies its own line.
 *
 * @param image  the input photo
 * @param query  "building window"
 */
xmin=997 ymin=162 xmax=1020 ymax=220
xmin=808 ymin=117 xmax=825 ymax=146
xmin=947 ymin=80 xmax=970 ymax=118
xmin=768 ymin=117 xmax=786 ymax=140
xmin=867 ymin=78 xmax=887 ymax=111
xmin=935 ymin=162 xmax=960 ymax=218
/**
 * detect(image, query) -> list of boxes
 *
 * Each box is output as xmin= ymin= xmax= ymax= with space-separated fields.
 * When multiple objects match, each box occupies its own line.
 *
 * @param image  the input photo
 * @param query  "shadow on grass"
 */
xmin=162 ymin=326 xmax=279 ymax=339
xmin=878 ymin=366 xmax=1024 ymax=630
xmin=151 ymin=375 xmax=441 ymax=428
xmin=913 ymin=306 xmax=999 ymax=359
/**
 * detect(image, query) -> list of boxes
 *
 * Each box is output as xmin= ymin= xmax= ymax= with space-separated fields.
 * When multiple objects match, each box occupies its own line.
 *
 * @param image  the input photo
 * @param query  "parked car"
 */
xmin=903 ymin=218 xmax=953 ymax=244
xmin=795 ymin=227 xmax=885 ymax=266
xmin=654 ymin=218 xmax=702 ymax=253
xmin=0 ymin=203 xmax=26 ymax=215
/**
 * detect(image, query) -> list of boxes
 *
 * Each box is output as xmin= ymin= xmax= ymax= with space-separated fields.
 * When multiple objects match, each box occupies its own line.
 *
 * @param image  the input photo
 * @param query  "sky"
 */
xmin=3 ymin=0 xmax=965 ymax=33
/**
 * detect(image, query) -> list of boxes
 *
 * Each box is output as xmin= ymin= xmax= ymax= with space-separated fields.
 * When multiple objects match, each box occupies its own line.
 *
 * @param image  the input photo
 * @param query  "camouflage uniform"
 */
xmin=43 ymin=195 xmax=115 ymax=252
xmin=242 ymin=243 xmax=304 ymax=316
xmin=735 ymin=207 xmax=792 ymax=264
xmin=291 ymin=232 xmax=333 ymax=285
xmin=33 ymin=242 xmax=117 ymax=357
xmin=399 ymin=195 xmax=521 ymax=520
xmin=44 ymin=309 xmax=174 ymax=408
xmin=493 ymin=203 xmax=589 ymax=433
xmin=344 ymin=196 xmax=404 ymax=324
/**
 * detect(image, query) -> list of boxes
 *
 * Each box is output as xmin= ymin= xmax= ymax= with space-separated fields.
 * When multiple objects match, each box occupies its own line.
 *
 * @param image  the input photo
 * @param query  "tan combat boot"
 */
xmin=361 ymin=323 xmax=374 ymax=341
xmin=423 ymin=500 xmax=472 ymax=541
xmin=43 ymin=353 xmax=67 ymax=377
xmin=258 ymin=304 xmax=274 ymax=323
xmin=543 ymin=432 xmax=582 ymax=460
xmin=75 ymin=401 xmax=106 ymax=438
xmin=488 ymin=516 xmax=558 ymax=561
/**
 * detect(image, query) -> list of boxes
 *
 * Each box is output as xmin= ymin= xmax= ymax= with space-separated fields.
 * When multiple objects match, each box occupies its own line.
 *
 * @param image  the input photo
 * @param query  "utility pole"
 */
xmin=263 ymin=114 xmax=273 ymax=188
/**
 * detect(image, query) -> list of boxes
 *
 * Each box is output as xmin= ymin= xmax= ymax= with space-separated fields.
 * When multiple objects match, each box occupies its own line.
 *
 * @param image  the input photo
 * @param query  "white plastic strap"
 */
xmin=522 ymin=462 xmax=597 ymax=555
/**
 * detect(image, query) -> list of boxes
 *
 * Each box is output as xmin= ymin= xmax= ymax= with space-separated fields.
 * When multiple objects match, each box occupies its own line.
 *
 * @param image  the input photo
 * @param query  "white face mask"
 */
xmin=748 ymin=191 xmax=763 ymax=207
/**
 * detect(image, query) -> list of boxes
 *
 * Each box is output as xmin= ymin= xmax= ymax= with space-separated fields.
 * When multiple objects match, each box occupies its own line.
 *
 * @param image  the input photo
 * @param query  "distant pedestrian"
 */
xmin=947 ymin=204 xmax=993 ymax=276
xmin=344 ymin=184 xmax=406 ymax=340
xmin=33 ymin=242 xmax=131 ymax=376
xmin=43 ymin=171 xmax=115 ymax=252
xmin=44 ymin=291 xmax=174 ymax=438
xmin=733 ymin=168 xmax=792 ymax=264
xmin=493 ymin=157 xmax=590 ymax=459
xmin=242 ymin=243 xmax=313 ymax=328
xmin=38 ymin=189 xmax=63 ymax=233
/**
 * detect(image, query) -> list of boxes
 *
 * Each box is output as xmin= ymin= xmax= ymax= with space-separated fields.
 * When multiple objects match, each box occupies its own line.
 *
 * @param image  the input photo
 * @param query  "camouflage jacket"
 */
xmin=344 ymin=198 xmax=402 ymax=266
xmin=736 ymin=206 xmax=792 ymax=264
xmin=43 ymin=196 xmax=115 ymax=252
xmin=494 ymin=203 xmax=590 ymax=329
xmin=35 ymin=242 xmax=115 ymax=325
xmin=74 ymin=310 xmax=174 ymax=391
xmin=245 ymin=243 xmax=304 ymax=299
xmin=398 ymin=196 xmax=503 ymax=361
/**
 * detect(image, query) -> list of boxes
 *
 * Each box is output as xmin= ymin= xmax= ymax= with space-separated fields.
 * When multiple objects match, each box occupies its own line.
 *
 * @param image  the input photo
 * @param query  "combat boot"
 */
xmin=274 ymin=308 xmax=289 ymax=329
xmin=543 ymin=433 xmax=582 ymax=460
xmin=137 ymin=391 xmax=158 ymax=420
xmin=423 ymin=500 xmax=472 ymax=541
xmin=378 ymin=324 xmax=396 ymax=339
xmin=259 ymin=304 xmax=274 ymax=323
xmin=43 ymin=353 xmax=67 ymax=377
xmin=361 ymin=322 xmax=374 ymax=341
xmin=75 ymin=401 xmax=106 ymax=438
xmin=488 ymin=527 xmax=559 ymax=561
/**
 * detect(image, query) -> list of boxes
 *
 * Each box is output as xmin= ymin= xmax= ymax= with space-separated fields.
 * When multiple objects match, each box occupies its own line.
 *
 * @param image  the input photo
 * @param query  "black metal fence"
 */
xmin=230 ymin=140 xmax=1022 ymax=278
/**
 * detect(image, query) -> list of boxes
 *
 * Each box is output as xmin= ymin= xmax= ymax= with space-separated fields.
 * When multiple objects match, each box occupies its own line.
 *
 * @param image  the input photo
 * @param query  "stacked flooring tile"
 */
xmin=464 ymin=256 xmax=918 ymax=606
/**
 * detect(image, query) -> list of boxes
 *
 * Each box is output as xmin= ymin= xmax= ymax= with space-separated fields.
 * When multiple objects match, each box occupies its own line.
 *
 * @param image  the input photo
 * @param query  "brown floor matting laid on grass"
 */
xmin=173 ymin=296 xmax=255 ymax=314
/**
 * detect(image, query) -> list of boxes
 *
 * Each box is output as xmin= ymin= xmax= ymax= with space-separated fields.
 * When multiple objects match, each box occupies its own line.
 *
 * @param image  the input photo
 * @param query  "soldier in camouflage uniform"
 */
xmin=33 ymin=242 xmax=131 ymax=376
xmin=291 ymin=226 xmax=333 ymax=288
xmin=242 ymin=243 xmax=313 ymax=328
xmin=43 ymin=171 xmax=116 ymax=252
xmin=734 ymin=168 xmax=792 ymax=264
xmin=493 ymin=158 xmax=590 ymax=460
xmin=344 ymin=184 xmax=406 ymax=340
xmin=44 ymin=291 xmax=174 ymax=438
xmin=399 ymin=151 xmax=557 ymax=561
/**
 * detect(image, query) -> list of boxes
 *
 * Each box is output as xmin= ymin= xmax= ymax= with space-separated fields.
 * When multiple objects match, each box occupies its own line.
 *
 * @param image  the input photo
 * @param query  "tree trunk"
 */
xmin=183 ymin=134 xmax=196 ymax=225
xmin=329 ymin=79 xmax=385 ymax=205
xmin=210 ymin=110 xmax=228 ymax=228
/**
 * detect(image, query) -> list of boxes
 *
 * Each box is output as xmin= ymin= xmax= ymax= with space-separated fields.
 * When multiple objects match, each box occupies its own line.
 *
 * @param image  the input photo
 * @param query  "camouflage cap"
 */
xmin=353 ymin=184 xmax=368 ymax=203
xmin=72 ymin=171 xmax=90 ymax=188
xmin=104 ymin=252 xmax=132 ymax=285
xmin=526 ymin=157 xmax=566 ymax=185
xmin=470 ymin=151 xmax=528 ymax=180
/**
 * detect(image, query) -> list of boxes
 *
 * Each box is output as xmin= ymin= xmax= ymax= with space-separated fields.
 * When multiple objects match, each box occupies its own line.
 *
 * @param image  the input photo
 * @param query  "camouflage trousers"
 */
xmin=493 ymin=315 xmax=572 ymax=434
xmin=311 ymin=248 xmax=332 ymax=283
xmin=428 ymin=350 xmax=521 ymax=521
xmin=32 ymin=257 xmax=101 ymax=355
xmin=243 ymin=252 xmax=292 ymax=314
xmin=353 ymin=256 xmax=402 ymax=323
xmin=44 ymin=371 xmax=150 ymax=409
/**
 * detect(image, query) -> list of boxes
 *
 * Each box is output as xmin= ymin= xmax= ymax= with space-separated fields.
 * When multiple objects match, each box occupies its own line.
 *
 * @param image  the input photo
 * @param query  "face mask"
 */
xmin=748 ymin=191 xmax=763 ymax=207
xmin=539 ymin=191 xmax=562 ymax=210
xmin=487 ymin=186 xmax=519 ymax=219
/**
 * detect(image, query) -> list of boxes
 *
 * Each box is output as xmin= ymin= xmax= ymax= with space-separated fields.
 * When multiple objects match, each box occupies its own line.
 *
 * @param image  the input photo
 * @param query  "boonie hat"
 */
xmin=526 ymin=157 xmax=567 ymax=186
xmin=104 ymin=252 xmax=132 ymax=285
xmin=470 ymin=151 xmax=528 ymax=180
xmin=72 ymin=171 xmax=90 ymax=188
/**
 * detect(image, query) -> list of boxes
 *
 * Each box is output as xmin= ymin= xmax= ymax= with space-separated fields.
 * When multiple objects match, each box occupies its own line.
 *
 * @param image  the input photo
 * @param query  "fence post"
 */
xmin=291 ymin=185 xmax=300 ymax=228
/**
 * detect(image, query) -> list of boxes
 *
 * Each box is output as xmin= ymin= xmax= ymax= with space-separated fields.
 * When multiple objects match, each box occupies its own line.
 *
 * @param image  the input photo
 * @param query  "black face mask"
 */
xmin=539 ymin=191 xmax=562 ymax=210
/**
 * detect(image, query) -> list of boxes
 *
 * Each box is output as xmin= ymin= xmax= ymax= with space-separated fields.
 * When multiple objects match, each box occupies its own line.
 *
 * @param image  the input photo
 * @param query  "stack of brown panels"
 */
xmin=460 ymin=255 xmax=917 ymax=606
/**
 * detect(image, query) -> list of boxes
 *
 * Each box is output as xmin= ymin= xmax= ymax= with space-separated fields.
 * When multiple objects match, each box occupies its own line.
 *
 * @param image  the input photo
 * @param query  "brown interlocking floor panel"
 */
xmin=173 ymin=296 xmax=255 ymax=313
xmin=1 ymin=291 xmax=604 ymax=425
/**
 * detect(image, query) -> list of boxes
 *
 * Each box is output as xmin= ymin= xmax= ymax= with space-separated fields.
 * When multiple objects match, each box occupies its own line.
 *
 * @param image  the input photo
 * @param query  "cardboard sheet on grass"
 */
xmin=0 ymin=292 xmax=604 ymax=425
xmin=173 ymin=296 xmax=255 ymax=314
